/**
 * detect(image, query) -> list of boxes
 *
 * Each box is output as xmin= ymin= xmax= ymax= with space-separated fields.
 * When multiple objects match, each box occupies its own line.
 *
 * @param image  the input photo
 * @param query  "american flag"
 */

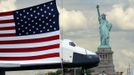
xmin=0 ymin=0 xmax=61 ymax=64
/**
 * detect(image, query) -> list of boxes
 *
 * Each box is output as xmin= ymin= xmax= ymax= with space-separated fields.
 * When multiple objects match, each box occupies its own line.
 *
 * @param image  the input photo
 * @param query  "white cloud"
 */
xmin=114 ymin=49 xmax=134 ymax=74
xmin=121 ymin=49 xmax=134 ymax=58
xmin=59 ymin=8 xmax=87 ymax=31
xmin=128 ymin=0 xmax=134 ymax=4
xmin=0 ymin=0 xmax=16 ymax=12
xmin=107 ymin=5 xmax=134 ymax=30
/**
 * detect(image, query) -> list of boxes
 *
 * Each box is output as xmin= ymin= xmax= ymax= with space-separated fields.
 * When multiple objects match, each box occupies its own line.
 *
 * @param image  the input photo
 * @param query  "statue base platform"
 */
xmin=91 ymin=47 xmax=115 ymax=75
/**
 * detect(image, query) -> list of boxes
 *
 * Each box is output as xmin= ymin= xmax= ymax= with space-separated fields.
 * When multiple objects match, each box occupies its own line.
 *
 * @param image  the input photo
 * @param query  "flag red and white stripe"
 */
xmin=0 ymin=12 xmax=16 ymax=37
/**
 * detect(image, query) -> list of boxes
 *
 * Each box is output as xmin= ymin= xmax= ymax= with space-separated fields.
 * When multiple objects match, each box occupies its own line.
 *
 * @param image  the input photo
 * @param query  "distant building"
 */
xmin=131 ymin=68 xmax=134 ymax=75
xmin=133 ymin=69 xmax=134 ymax=75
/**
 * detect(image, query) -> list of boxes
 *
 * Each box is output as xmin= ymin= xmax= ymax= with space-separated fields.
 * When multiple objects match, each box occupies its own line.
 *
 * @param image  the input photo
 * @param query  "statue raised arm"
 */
xmin=96 ymin=5 xmax=112 ymax=48
xmin=96 ymin=5 xmax=101 ymax=18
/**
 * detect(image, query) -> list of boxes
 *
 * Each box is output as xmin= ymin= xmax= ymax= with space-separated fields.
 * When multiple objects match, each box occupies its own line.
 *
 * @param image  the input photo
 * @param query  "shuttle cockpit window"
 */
xmin=69 ymin=42 xmax=76 ymax=47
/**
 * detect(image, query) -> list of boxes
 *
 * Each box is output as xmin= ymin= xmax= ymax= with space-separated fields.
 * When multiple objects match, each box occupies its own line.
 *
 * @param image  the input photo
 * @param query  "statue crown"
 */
xmin=101 ymin=13 xmax=106 ymax=16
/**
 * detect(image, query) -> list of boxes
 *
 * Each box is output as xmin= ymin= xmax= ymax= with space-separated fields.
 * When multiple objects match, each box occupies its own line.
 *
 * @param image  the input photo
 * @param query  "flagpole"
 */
xmin=60 ymin=0 xmax=65 ymax=74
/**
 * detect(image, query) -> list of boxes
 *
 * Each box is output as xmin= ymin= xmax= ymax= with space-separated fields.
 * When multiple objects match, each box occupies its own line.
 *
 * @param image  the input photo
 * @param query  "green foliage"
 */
xmin=45 ymin=68 xmax=93 ymax=75
xmin=75 ymin=68 xmax=93 ymax=75
xmin=47 ymin=72 xmax=56 ymax=75
xmin=55 ymin=70 xmax=62 ymax=75
xmin=45 ymin=70 xmax=62 ymax=75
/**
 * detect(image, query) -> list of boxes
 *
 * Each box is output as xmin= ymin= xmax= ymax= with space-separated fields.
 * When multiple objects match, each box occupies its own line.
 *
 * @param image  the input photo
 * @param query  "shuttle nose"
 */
xmin=84 ymin=54 xmax=100 ymax=68
xmin=87 ymin=55 xmax=100 ymax=64
xmin=73 ymin=53 xmax=100 ymax=68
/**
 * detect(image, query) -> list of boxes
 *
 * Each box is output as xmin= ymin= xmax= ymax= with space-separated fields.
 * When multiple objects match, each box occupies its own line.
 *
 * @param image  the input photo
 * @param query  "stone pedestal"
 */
xmin=92 ymin=48 xmax=115 ymax=75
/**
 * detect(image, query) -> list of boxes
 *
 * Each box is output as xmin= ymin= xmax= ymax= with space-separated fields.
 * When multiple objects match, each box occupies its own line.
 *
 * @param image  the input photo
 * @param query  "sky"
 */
xmin=0 ymin=0 xmax=134 ymax=75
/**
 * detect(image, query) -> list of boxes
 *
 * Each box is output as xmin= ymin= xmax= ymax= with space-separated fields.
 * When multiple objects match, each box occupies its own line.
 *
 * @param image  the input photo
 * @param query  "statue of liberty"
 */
xmin=96 ymin=5 xmax=112 ymax=48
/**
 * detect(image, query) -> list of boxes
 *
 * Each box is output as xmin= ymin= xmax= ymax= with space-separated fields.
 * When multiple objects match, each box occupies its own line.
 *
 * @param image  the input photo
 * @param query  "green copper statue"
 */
xmin=96 ymin=5 xmax=112 ymax=48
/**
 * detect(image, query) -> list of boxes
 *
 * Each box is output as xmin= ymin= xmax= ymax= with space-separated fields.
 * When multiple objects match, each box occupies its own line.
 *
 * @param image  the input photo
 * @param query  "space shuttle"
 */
xmin=61 ymin=39 xmax=100 ymax=69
